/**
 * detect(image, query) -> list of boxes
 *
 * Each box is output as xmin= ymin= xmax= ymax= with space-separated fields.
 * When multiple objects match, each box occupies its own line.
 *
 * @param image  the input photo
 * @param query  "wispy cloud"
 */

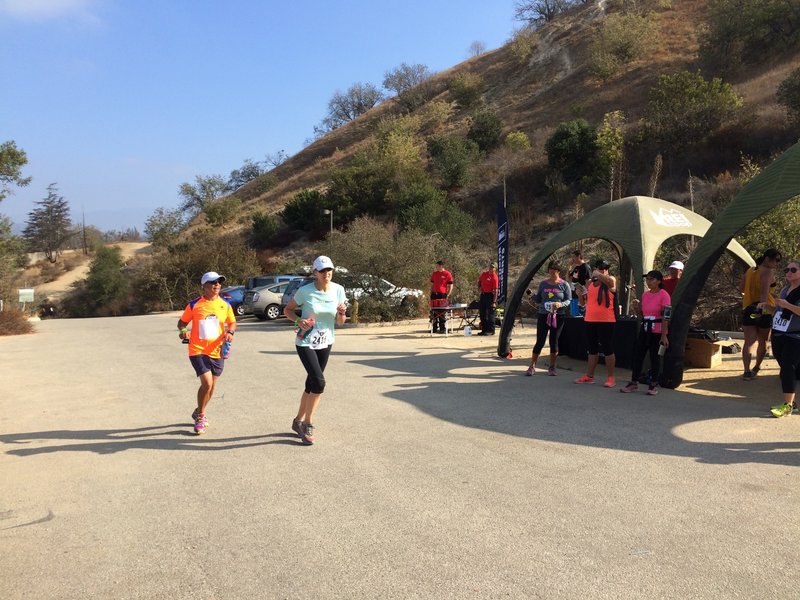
xmin=0 ymin=0 xmax=102 ymax=22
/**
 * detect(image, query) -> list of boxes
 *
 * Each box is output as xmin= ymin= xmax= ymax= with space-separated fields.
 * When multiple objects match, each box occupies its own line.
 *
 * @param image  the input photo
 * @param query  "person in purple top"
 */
xmin=526 ymin=261 xmax=572 ymax=376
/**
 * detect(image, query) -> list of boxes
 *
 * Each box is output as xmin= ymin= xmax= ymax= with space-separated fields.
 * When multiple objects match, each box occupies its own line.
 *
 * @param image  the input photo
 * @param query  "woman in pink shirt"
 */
xmin=621 ymin=270 xmax=671 ymax=395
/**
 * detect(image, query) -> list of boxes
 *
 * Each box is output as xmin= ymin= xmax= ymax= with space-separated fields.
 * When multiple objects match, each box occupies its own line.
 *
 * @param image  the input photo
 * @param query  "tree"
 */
xmin=448 ymin=72 xmax=485 ymax=108
xmin=596 ymin=110 xmax=626 ymax=200
xmin=646 ymin=71 xmax=743 ymax=154
xmin=427 ymin=135 xmax=480 ymax=189
xmin=145 ymin=207 xmax=185 ymax=249
xmin=0 ymin=215 xmax=27 ymax=301
xmin=467 ymin=108 xmax=504 ymax=154
xmin=514 ymin=0 xmax=575 ymax=26
xmin=85 ymin=245 xmax=130 ymax=311
xmin=264 ymin=150 xmax=288 ymax=169
xmin=0 ymin=140 xmax=32 ymax=202
xmin=545 ymin=119 xmax=600 ymax=189
xmin=227 ymin=159 xmax=265 ymax=191
xmin=315 ymin=83 xmax=384 ymax=135
xmin=280 ymin=190 xmax=328 ymax=233
xmin=382 ymin=63 xmax=432 ymax=96
xmin=23 ymin=183 xmax=73 ymax=262
xmin=178 ymin=175 xmax=228 ymax=216
xmin=468 ymin=40 xmax=487 ymax=57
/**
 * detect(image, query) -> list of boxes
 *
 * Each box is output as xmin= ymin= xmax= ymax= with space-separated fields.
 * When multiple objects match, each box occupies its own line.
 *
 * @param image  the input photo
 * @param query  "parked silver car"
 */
xmin=244 ymin=282 xmax=290 ymax=320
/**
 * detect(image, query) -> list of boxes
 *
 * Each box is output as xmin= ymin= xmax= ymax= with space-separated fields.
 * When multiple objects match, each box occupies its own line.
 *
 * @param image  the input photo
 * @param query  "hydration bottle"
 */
xmin=297 ymin=316 xmax=315 ymax=340
xmin=221 ymin=340 xmax=232 ymax=359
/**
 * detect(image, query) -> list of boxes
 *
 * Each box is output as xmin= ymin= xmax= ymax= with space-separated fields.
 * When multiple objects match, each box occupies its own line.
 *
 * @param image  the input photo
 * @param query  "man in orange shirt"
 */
xmin=178 ymin=271 xmax=237 ymax=434
xmin=477 ymin=261 xmax=499 ymax=336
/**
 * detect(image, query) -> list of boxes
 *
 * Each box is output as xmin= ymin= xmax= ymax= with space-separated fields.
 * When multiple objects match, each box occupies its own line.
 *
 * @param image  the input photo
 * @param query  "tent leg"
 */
xmin=660 ymin=354 xmax=684 ymax=389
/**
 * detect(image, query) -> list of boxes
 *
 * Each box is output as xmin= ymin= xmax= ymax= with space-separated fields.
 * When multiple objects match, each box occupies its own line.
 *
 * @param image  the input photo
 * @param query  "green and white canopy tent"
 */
xmin=661 ymin=141 xmax=800 ymax=388
xmin=497 ymin=195 xmax=755 ymax=361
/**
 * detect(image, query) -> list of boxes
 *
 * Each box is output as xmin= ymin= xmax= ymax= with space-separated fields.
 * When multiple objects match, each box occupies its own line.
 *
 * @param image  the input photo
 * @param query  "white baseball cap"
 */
xmin=313 ymin=255 xmax=334 ymax=271
xmin=668 ymin=261 xmax=684 ymax=270
xmin=200 ymin=271 xmax=226 ymax=284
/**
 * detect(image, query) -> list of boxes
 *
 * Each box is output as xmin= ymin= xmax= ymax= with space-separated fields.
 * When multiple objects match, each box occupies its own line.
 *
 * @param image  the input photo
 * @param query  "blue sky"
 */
xmin=1 ymin=0 xmax=516 ymax=234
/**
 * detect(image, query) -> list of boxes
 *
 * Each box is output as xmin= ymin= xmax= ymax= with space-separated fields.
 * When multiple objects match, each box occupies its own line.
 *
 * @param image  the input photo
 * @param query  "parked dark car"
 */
xmin=221 ymin=285 xmax=246 ymax=317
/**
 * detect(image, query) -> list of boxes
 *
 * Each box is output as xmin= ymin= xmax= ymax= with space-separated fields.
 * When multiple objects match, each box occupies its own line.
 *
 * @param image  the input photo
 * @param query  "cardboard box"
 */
xmin=684 ymin=337 xmax=723 ymax=368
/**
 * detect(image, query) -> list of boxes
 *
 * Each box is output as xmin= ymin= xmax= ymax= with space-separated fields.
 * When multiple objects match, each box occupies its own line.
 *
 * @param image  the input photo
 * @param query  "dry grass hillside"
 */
xmin=226 ymin=0 xmax=797 ymax=232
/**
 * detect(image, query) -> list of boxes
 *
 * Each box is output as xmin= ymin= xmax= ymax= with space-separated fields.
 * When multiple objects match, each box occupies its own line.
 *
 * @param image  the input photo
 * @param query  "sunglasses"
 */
xmin=785 ymin=267 xmax=799 ymax=274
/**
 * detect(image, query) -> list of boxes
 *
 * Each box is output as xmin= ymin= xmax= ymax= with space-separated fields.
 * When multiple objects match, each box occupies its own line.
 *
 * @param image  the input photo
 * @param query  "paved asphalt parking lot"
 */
xmin=2 ymin=313 xmax=798 ymax=599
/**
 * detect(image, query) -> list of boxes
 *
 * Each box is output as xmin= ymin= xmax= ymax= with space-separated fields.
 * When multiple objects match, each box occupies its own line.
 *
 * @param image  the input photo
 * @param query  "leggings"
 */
xmin=532 ymin=313 xmax=566 ymax=354
xmin=630 ymin=328 xmax=662 ymax=382
xmin=295 ymin=344 xmax=332 ymax=394
xmin=771 ymin=334 xmax=800 ymax=394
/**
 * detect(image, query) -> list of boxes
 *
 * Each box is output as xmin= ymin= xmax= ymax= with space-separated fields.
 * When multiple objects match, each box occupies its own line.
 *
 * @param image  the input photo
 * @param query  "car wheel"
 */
xmin=265 ymin=304 xmax=281 ymax=320
xmin=235 ymin=303 xmax=245 ymax=317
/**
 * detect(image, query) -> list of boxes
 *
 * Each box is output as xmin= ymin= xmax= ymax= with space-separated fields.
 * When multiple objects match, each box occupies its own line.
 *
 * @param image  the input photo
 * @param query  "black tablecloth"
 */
xmin=557 ymin=317 xmax=639 ymax=369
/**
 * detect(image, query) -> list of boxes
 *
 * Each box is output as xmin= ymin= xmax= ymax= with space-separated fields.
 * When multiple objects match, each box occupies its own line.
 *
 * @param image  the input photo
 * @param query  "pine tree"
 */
xmin=23 ymin=183 xmax=73 ymax=262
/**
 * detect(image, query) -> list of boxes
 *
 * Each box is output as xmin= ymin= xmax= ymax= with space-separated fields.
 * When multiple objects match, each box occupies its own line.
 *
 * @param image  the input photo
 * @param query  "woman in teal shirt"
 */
xmin=283 ymin=255 xmax=348 ymax=445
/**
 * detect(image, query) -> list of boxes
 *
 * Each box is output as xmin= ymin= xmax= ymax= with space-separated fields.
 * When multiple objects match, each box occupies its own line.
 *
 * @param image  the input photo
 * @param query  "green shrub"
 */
xmin=427 ymin=135 xmax=480 ymax=188
xmin=505 ymin=131 xmax=532 ymax=152
xmin=699 ymin=0 xmax=800 ymax=73
xmin=508 ymin=27 xmax=538 ymax=65
xmin=280 ymin=189 xmax=329 ymax=232
xmin=400 ymin=194 xmax=476 ymax=247
xmin=777 ymin=67 xmax=800 ymax=123
xmin=448 ymin=72 xmax=485 ymax=109
xmin=420 ymin=100 xmax=453 ymax=130
xmin=646 ymin=70 xmax=743 ymax=154
xmin=467 ymin=108 xmax=504 ymax=154
xmin=589 ymin=13 xmax=658 ymax=79
xmin=249 ymin=211 xmax=279 ymax=249
xmin=203 ymin=196 xmax=241 ymax=227
xmin=545 ymin=119 xmax=601 ymax=190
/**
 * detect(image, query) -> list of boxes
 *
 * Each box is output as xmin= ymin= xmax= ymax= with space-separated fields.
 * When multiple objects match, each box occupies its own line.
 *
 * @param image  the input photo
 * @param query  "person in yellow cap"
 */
xmin=177 ymin=271 xmax=236 ymax=435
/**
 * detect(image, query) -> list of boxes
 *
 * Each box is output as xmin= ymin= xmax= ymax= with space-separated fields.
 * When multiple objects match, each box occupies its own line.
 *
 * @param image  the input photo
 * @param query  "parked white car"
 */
xmin=335 ymin=272 xmax=423 ymax=306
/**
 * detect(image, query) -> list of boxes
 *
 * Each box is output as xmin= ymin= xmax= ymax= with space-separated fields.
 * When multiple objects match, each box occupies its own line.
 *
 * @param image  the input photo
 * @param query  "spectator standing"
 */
xmin=620 ymin=270 xmax=670 ymax=395
xmin=661 ymin=260 xmax=683 ymax=296
xmin=283 ymin=255 xmax=347 ymax=445
xmin=569 ymin=249 xmax=592 ymax=316
xmin=575 ymin=259 xmax=618 ymax=387
xmin=741 ymin=248 xmax=781 ymax=380
xmin=477 ymin=261 xmax=499 ymax=336
xmin=430 ymin=260 xmax=454 ymax=334
xmin=526 ymin=261 xmax=571 ymax=376
xmin=770 ymin=259 xmax=800 ymax=417
xmin=177 ymin=271 xmax=237 ymax=435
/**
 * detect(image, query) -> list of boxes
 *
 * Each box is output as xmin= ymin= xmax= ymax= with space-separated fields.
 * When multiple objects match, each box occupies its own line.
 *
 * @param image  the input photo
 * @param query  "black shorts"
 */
xmin=585 ymin=321 xmax=615 ymax=355
xmin=190 ymin=354 xmax=225 ymax=377
xmin=742 ymin=304 xmax=772 ymax=329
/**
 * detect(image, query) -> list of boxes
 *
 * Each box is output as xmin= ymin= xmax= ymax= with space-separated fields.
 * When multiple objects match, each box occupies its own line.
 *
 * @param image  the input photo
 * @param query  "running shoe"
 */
xmin=603 ymin=377 xmax=616 ymax=388
xmin=191 ymin=409 xmax=209 ymax=428
xmin=752 ymin=366 xmax=760 ymax=376
xmin=770 ymin=403 xmax=794 ymax=418
xmin=292 ymin=418 xmax=303 ymax=437
xmin=301 ymin=423 xmax=315 ymax=445
xmin=193 ymin=415 xmax=208 ymax=435
xmin=575 ymin=375 xmax=595 ymax=384
xmin=526 ymin=365 xmax=535 ymax=376
xmin=646 ymin=385 xmax=658 ymax=396
xmin=620 ymin=382 xmax=638 ymax=393
xmin=548 ymin=365 xmax=557 ymax=376
xmin=743 ymin=370 xmax=755 ymax=380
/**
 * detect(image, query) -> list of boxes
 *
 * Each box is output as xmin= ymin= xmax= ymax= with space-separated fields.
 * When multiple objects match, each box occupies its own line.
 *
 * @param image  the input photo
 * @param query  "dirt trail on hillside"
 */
xmin=35 ymin=242 xmax=151 ymax=301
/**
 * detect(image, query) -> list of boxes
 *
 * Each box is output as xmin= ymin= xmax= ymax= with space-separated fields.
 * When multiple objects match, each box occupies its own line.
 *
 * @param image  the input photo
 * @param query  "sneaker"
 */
xmin=548 ymin=365 xmax=557 ymax=376
xmin=604 ymin=377 xmax=616 ymax=388
xmin=292 ymin=418 xmax=303 ymax=437
xmin=770 ymin=403 xmax=794 ymax=418
xmin=743 ymin=370 xmax=755 ymax=380
xmin=526 ymin=365 xmax=535 ymax=376
xmin=193 ymin=415 xmax=208 ymax=435
xmin=575 ymin=375 xmax=595 ymax=384
xmin=300 ymin=423 xmax=315 ymax=445
xmin=752 ymin=366 xmax=761 ymax=376
xmin=620 ymin=382 xmax=638 ymax=393
xmin=646 ymin=385 xmax=659 ymax=396
xmin=191 ymin=409 xmax=209 ymax=428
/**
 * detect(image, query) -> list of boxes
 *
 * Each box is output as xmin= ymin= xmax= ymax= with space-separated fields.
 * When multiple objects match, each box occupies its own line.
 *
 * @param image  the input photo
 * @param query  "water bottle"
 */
xmin=658 ymin=342 xmax=666 ymax=357
xmin=297 ymin=316 xmax=315 ymax=340
xmin=221 ymin=340 xmax=232 ymax=359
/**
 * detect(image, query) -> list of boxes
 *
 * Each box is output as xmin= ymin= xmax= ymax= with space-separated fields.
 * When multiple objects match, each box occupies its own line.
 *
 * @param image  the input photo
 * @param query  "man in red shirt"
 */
xmin=661 ymin=260 xmax=683 ymax=296
xmin=477 ymin=261 xmax=499 ymax=336
xmin=430 ymin=260 xmax=453 ymax=334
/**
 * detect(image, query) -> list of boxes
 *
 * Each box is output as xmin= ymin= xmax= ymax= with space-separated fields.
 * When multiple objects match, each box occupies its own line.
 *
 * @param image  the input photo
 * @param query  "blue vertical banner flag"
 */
xmin=497 ymin=200 xmax=509 ymax=305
